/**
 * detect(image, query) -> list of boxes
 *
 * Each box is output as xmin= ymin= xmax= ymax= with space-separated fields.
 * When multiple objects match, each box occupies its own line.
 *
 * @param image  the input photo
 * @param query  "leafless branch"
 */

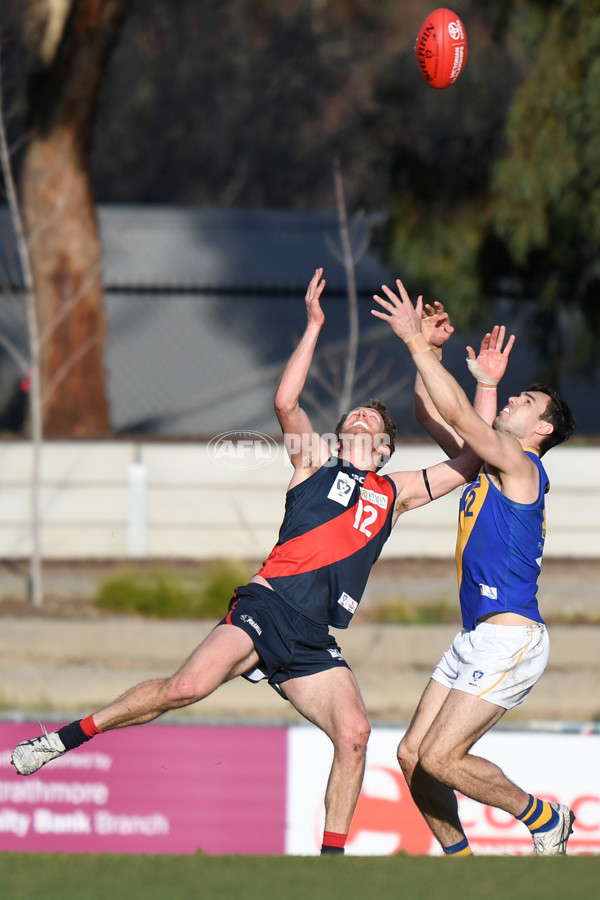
xmin=354 ymin=345 xmax=379 ymax=382
xmin=0 ymin=331 xmax=28 ymax=373
xmin=333 ymin=158 xmax=360 ymax=417
xmin=0 ymin=55 xmax=44 ymax=607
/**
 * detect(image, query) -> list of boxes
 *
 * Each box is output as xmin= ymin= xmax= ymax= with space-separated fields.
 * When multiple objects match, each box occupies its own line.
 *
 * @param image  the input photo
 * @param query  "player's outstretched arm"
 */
xmin=371 ymin=279 xmax=523 ymax=474
xmin=388 ymin=443 xmax=480 ymax=519
xmin=275 ymin=268 xmax=330 ymax=475
xmin=415 ymin=300 xmax=463 ymax=458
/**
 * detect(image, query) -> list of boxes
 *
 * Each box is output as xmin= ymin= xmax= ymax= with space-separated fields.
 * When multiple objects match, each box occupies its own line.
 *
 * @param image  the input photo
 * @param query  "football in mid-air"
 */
xmin=414 ymin=8 xmax=468 ymax=90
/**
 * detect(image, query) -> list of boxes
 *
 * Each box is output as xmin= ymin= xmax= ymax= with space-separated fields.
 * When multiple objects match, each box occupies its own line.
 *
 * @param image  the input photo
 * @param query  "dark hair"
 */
xmin=526 ymin=383 xmax=577 ymax=456
xmin=334 ymin=398 xmax=397 ymax=465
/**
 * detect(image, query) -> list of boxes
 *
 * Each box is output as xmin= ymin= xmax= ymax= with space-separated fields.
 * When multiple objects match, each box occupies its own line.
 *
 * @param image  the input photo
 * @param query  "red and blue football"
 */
xmin=414 ymin=8 xmax=468 ymax=90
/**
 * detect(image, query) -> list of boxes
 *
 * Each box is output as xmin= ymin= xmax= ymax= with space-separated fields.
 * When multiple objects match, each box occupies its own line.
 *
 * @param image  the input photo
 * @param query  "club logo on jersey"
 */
xmin=337 ymin=591 xmax=358 ymax=614
xmin=240 ymin=613 xmax=262 ymax=636
xmin=327 ymin=472 xmax=356 ymax=506
xmin=479 ymin=583 xmax=498 ymax=600
xmin=360 ymin=487 xmax=389 ymax=509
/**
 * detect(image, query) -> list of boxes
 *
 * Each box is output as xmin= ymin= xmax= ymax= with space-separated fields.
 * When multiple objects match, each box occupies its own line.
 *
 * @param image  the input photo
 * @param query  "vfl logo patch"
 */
xmin=327 ymin=472 xmax=355 ymax=506
xmin=360 ymin=487 xmax=389 ymax=509
xmin=337 ymin=591 xmax=358 ymax=614
xmin=468 ymin=669 xmax=484 ymax=688
xmin=326 ymin=648 xmax=345 ymax=661
xmin=479 ymin=583 xmax=498 ymax=600
xmin=240 ymin=614 xmax=262 ymax=636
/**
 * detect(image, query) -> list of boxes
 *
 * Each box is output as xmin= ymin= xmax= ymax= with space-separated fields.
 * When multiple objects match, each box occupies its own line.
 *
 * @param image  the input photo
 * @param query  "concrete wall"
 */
xmin=0 ymin=441 xmax=596 ymax=560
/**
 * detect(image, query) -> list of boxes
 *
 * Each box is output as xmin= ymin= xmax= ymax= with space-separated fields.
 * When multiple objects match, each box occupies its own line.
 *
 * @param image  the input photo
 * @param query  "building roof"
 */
xmin=97 ymin=206 xmax=391 ymax=293
xmin=1 ymin=204 xmax=407 ymax=436
xmin=0 ymin=204 xmax=595 ymax=437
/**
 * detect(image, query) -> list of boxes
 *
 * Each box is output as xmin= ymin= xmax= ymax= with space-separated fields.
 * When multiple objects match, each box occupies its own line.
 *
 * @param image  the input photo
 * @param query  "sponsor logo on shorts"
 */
xmin=337 ymin=591 xmax=358 ymax=614
xmin=326 ymin=648 xmax=345 ymax=661
xmin=359 ymin=487 xmax=388 ymax=509
xmin=327 ymin=473 xmax=355 ymax=506
xmin=240 ymin=613 xmax=262 ymax=636
xmin=479 ymin=583 xmax=498 ymax=600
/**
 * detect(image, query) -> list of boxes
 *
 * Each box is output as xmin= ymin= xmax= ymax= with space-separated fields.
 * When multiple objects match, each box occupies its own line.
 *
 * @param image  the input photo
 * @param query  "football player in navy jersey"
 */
xmin=12 ymin=268 xmax=506 ymax=856
xmin=372 ymin=278 xmax=577 ymax=856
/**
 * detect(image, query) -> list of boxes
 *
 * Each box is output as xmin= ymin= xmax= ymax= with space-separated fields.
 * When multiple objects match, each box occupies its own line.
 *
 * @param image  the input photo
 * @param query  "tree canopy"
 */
xmin=492 ymin=0 xmax=600 ymax=374
xmin=1 ymin=0 xmax=598 ymax=426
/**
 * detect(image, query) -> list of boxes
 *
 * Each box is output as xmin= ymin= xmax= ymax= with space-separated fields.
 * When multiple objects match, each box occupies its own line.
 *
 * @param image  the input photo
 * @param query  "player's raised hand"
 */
xmin=421 ymin=301 xmax=454 ymax=349
xmin=372 ymin=279 xmax=423 ymax=342
xmin=305 ymin=267 xmax=326 ymax=327
xmin=467 ymin=325 xmax=516 ymax=386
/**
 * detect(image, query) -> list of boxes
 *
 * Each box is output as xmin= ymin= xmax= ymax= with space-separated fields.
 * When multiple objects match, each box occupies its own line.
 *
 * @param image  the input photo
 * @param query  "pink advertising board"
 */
xmin=0 ymin=722 xmax=287 ymax=854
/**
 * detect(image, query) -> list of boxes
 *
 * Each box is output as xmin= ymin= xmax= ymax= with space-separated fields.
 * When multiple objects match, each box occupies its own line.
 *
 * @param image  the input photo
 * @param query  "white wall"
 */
xmin=0 ymin=441 xmax=596 ymax=560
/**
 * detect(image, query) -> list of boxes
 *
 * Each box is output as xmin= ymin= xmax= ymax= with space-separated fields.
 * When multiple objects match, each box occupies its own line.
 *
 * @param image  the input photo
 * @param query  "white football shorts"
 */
xmin=431 ymin=621 xmax=550 ymax=710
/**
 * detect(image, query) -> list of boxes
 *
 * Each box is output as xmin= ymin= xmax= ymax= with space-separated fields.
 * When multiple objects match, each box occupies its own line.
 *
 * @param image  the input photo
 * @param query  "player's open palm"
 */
xmin=468 ymin=325 xmax=515 ymax=384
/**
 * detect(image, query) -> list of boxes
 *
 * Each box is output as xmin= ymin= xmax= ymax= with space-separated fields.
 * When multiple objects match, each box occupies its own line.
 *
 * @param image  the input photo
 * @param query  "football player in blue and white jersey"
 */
xmin=373 ymin=279 xmax=577 ymax=857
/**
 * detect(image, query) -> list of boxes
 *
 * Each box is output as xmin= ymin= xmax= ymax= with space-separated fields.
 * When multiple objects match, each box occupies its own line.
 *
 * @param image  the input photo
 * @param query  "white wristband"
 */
xmin=466 ymin=357 xmax=498 ymax=386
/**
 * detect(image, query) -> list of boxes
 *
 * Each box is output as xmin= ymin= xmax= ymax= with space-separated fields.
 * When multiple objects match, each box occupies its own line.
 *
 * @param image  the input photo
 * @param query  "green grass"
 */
xmin=94 ymin=559 xmax=253 ymax=619
xmin=1 ymin=854 xmax=598 ymax=900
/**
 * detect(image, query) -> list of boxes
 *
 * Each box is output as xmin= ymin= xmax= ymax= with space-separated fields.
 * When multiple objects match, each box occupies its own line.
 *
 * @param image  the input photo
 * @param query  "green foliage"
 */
xmin=386 ymin=198 xmax=487 ymax=328
xmin=94 ymin=560 xmax=252 ymax=619
xmin=490 ymin=0 xmax=600 ymax=365
xmin=384 ymin=0 xmax=600 ymax=375
xmin=492 ymin=3 xmax=593 ymax=260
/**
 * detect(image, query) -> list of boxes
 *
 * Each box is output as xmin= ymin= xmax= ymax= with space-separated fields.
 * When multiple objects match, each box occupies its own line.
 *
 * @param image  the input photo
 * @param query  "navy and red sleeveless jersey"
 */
xmin=258 ymin=455 xmax=397 ymax=628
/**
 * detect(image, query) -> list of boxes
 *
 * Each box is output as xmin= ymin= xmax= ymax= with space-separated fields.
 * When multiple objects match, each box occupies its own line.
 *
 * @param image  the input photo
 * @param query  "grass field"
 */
xmin=1 ymin=854 xmax=598 ymax=900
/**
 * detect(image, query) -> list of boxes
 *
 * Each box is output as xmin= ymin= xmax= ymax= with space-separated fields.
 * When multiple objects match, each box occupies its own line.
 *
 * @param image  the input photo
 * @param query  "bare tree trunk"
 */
xmin=0 ymin=59 xmax=44 ymax=607
xmin=20 ymin=0 xmax=132 ymax=437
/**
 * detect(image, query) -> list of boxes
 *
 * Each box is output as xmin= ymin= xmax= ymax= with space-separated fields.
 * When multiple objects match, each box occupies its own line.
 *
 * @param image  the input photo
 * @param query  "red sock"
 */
xmin=321 ymin=831 xmax=347 ymax=854
xmin=80 ymin=714 xmax=102 ymax=737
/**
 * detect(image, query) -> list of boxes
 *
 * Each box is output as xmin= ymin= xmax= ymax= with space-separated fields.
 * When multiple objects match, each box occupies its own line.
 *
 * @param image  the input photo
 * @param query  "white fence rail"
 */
xmin=0 ymin=442 xmax=596 ymax=560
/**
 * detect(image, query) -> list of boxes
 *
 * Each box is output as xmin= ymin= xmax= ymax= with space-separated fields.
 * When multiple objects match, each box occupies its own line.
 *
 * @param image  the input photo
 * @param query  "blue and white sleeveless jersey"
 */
xmin=455 ymin=450 xmax=549 ymax=630
xmin=258 ymin=455 xmax=397 ymax=629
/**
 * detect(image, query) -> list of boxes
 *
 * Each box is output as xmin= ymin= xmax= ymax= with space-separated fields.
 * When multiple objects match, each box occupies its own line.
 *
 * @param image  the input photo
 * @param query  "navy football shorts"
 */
xmin=219 ymin=581 xmax=350 ymax=689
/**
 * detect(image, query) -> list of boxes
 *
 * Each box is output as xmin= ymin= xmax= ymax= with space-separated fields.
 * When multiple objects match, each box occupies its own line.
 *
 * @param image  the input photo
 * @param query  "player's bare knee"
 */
xmin=397 ymin=735 xmax=418 ymax=777
xmin=164 ymin=674 xmax=206 ymax=707
xmin=336 ymin=717 xmax=371 ymax=758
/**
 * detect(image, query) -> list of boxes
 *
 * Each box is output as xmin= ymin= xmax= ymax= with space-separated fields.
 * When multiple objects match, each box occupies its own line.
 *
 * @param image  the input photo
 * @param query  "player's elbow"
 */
xmin=274 ymin=397 xmax=297 ymax=426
